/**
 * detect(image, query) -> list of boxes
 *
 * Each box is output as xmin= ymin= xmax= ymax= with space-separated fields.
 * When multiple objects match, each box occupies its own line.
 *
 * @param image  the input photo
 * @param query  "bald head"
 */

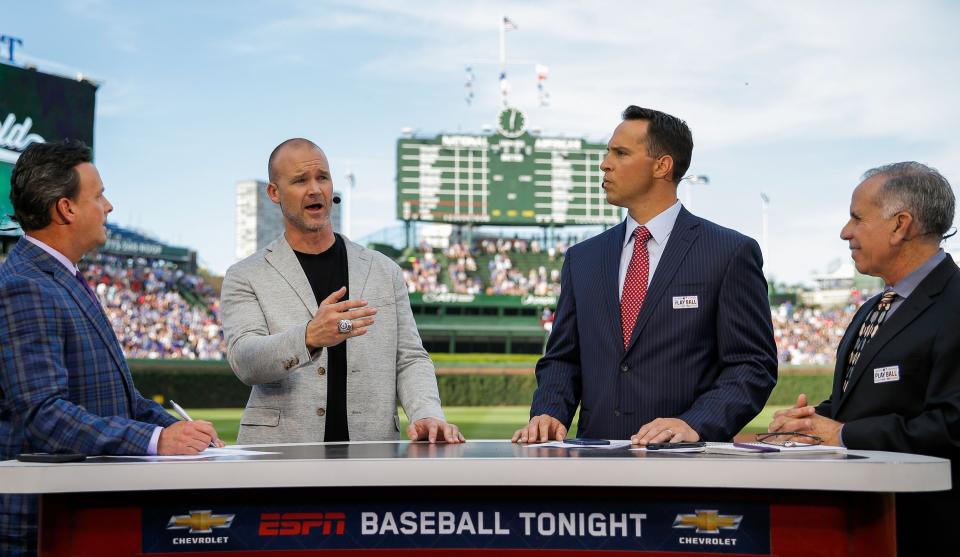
xmin=268 ymin=138 xmax=323 ymax=183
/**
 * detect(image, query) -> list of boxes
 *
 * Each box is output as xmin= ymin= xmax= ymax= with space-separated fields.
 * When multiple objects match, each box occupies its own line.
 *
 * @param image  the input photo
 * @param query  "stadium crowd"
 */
xmin=771 ymin=303 xmax=857 ymax=365
xmin=397 ymin=238 xmax=863 ymax=365
xmin=402 ymin=238 xmax=567 ymax=297
xmin=81 ymin=254 xmax=226 ymax=360
xmin=0 ymin=239 xmax=865 ymax=365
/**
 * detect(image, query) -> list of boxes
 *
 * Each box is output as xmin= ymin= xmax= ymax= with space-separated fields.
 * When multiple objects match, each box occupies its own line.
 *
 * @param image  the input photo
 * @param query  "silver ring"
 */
xmin=337 ymin=319 xmax=353 ymax=334
xmin=664 ymin=428 xmax=674 ymax=435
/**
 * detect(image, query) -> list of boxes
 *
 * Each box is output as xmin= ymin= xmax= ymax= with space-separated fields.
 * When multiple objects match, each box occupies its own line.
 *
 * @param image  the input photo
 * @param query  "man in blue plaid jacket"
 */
xmin=0 ymin=140 xmax=223 ymax=556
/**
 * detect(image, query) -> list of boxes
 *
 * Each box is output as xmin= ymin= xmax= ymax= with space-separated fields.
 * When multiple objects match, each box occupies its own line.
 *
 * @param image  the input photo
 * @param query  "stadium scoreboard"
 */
xmin=396 ymin=108 xmax=621 ymax=226
xmin=0 ymin=62 xmax=97 ymax=234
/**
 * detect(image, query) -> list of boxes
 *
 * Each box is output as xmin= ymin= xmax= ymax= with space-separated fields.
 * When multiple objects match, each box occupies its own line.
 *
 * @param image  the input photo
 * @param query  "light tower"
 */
xmin=344 ymin=169 xmax=356 ymax=238
xmin=760 ymin=192 xmax=770 ymax=267
xmin=682 ymin=175 xmax=710 ymax=211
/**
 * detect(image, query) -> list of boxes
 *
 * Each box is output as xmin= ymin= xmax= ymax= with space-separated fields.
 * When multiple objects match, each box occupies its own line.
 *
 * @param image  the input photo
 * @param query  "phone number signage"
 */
xmin=142 ymin=500 xmax=770 ymax=554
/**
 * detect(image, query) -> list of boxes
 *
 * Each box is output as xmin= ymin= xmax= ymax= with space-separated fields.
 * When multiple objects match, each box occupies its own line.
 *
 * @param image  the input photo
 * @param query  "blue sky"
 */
xmin=4 ymin=0 xmax=959 ymax=283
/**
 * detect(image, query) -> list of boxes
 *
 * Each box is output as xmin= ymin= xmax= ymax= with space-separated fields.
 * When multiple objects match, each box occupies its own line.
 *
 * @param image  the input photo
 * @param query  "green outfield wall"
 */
xmin=130 ymin=359 xmax=832 ymax=409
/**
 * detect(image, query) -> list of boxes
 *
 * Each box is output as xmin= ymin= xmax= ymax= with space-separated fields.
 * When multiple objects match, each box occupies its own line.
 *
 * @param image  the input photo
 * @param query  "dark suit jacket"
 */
xmin=815 ymin=254 xmax=960 ymax=554
xmin=815 ymin=255 xmax=960 ymax=455
xmin=530 ymin=208 xmax=778 ymax=440
xmin=0 ymin=239 xmax=177 ymax=556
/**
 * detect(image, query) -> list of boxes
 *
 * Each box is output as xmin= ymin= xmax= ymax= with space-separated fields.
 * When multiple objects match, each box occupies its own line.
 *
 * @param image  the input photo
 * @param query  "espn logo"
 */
xmin=259 ymin=512 xmax=346 ymax=536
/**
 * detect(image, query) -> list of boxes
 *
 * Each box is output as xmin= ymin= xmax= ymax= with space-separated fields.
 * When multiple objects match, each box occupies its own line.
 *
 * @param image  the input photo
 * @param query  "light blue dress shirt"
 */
xmin=886 ymin=249 xmax=947 ymax=318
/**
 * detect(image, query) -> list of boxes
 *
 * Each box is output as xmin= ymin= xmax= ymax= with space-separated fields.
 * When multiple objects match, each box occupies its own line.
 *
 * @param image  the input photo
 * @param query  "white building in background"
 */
xmin=800 ymin=257 xmax=884 ymax=308
xmin=235 ymin=180 xmax=282 ymax=260
xmin=235 ymin=180 xmax=342 ymax=260
xmin=419 ymin=223 xmax=453 ymax=249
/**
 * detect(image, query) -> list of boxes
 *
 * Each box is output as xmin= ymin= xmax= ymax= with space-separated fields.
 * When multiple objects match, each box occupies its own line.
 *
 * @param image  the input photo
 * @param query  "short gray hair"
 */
xmin=863 ymin=162 xmax=955 ymax=240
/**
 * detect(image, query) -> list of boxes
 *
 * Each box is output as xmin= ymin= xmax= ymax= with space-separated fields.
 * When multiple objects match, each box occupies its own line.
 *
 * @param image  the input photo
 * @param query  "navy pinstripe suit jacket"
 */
xmin=0 ymin=239 xmax=177 ymax=555
xmin=530 ymin=207 xmax=777 ymax=441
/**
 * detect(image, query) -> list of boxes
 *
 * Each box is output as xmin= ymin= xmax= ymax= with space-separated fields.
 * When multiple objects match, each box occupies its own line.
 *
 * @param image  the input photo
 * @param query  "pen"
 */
xmin=732 ymin=442 xmax=780 ymax=453
xmin=169 ymin=399 xmax=194 ymax=421
xmin=169 ymin=400 xmax=217 ymax=449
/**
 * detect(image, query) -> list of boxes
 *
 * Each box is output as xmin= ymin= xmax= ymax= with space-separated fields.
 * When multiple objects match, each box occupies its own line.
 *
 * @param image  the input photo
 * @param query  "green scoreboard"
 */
xmin=396 ymin=108 xmax=622 ymax=226
xmin=0 ymin=62 xmax=97 ymax=234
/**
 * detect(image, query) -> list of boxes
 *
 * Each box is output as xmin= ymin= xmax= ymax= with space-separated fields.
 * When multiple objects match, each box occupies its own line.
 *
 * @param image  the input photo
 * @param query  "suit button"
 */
xmin=316 ymin=408 xmax=326 ymax=417
xmin=620 ymin=363 xmax=629 ymax=372
xmin=614 ymin=410 xmax=621 ymax=417
xmin=317 ymin=367 xmax=326 ymax=376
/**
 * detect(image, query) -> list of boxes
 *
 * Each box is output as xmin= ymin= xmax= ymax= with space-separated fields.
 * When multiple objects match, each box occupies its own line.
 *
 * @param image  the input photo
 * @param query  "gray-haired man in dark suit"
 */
xmin=770 ymin=162 xmax=959 ymax=555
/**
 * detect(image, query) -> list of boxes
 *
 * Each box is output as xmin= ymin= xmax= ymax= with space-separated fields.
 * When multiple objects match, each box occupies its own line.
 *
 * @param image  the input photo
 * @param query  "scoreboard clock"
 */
xmin=497 ymin=107 xmax=526 ymax=138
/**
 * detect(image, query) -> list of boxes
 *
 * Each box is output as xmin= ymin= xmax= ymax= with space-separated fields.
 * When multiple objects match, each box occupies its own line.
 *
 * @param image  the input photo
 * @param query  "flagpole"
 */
xmin=499 ymin=16 xmax=506 ymax=69
xmin=499 ymin=16 xmax=507 ymax=106
xmin=760 ymin=193 xmax=770 ymax=269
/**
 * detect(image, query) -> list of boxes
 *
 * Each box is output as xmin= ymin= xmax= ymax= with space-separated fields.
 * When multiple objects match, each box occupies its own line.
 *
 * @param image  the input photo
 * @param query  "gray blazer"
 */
xmin=220 ymin=234 xmax=444 ymax=444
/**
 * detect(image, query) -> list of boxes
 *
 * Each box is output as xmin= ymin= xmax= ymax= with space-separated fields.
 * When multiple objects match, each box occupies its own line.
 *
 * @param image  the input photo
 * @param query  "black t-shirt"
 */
xmin=294 ymin=234 xmax=349 ymax=442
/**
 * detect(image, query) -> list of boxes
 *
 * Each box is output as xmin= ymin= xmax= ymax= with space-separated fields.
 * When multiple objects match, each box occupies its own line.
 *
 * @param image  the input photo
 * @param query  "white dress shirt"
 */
xmin=618 ymin=200 xmax=684 ymax=299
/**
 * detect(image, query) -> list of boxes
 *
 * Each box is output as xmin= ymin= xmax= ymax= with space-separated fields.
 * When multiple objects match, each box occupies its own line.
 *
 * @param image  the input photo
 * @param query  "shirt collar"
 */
xmin=24 ymin=235 xmax=79 ymax=274
xmin=889 ymin=249 xmax=947 ymax=300
xmin=623 ymin=200 xmax=683 ymax=247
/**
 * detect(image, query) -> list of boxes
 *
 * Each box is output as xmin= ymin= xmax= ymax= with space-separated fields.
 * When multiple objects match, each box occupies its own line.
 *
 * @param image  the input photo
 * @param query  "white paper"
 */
xmin=704 ymin=442 xmax=846 ymax=455
xmin=102 ymin=447 xmax=280 ymax=460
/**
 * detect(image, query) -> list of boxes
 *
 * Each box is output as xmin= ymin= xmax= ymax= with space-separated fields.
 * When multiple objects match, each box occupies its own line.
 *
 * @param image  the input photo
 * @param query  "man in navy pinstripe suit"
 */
xmin=513 ymin=106 xmax=777 ymax=444
xmin=0 ymin=141 xmax=223 ymax=556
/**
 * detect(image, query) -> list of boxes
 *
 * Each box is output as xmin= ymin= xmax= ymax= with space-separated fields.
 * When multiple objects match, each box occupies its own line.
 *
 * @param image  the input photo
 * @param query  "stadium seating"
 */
xmin=53 ymin=237 xmax=867 ymax=363
xmin=80 ymin=254 xmax=226 ymax=360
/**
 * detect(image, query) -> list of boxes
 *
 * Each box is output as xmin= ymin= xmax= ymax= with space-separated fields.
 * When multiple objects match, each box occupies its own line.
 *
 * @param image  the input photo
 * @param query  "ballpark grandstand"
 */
xmin=64 ymin=225 xmax=870 ymax=366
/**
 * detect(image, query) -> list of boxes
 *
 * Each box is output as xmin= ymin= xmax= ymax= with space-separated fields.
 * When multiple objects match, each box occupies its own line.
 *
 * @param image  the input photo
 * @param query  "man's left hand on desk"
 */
xmin=768 ymin=408 xmax=843 ymax=446
xmin=631 ymin=418 xmax=699 ymax=445
xmin=406 ymin=417 xmax=465 ymax=444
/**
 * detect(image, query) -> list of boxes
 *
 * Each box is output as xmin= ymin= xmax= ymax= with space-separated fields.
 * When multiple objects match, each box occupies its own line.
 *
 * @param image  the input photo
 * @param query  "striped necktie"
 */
xmin=621 ymin=226 xmax=653 ymax=348
xmin=842 ymin=290 xmax=897 ymax=392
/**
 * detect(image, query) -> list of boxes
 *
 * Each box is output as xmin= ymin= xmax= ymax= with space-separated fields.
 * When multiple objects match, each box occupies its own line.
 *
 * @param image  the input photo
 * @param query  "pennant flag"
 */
xmin=500 ymin=70 xmax=510 ymax=105
xmin=536 ymin=64 xmax=550 ymax=107
xmin=502 ymin=16 xmax=518 ymax=31
xmin=464 ymin=66 xmax=475 ymax=106
xmin=536 ymin=64 xmax=549 ymax=81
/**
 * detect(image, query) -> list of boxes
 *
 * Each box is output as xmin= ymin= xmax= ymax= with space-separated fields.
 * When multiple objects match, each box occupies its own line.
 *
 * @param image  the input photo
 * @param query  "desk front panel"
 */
xmin=39 ymin=486 xmax=894 ymax=557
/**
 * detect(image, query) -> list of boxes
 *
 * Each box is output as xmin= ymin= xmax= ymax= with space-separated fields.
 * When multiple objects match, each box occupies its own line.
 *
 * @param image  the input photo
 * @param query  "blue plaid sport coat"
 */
xmin=0 ymin=238 xmax=177 ymax=556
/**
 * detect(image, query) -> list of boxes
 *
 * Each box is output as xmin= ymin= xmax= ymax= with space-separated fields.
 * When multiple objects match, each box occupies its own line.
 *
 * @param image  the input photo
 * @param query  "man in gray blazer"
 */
xmin=221 ymin=138 xmax=463 ymax=445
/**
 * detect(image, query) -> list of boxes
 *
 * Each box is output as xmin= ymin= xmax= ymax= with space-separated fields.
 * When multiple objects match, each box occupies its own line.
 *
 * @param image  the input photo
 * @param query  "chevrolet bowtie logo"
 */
xmin=167 ymin=510 xmax=235 ymax=533
xmin=672 ymin=510 xmax=742 ymax=534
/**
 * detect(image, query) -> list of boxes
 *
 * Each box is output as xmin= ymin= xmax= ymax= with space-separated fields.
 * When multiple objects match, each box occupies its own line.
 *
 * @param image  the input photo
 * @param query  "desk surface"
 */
xmin=0 ymin=440 xmax=949 ymax=494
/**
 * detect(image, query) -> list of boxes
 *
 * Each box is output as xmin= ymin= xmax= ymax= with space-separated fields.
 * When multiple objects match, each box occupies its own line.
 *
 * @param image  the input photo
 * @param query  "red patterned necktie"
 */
xmin=621 ymin=226 xmax=653 ymax=348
